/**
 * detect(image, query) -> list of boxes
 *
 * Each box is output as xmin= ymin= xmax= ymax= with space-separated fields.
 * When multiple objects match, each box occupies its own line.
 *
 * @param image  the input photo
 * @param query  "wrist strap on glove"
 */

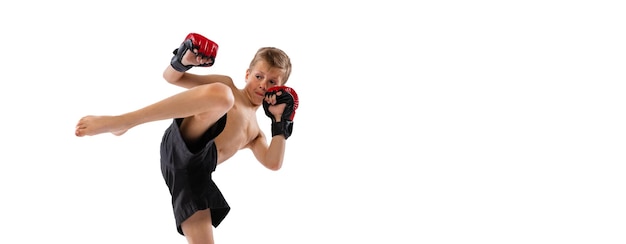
xmin=271 ymin=120 xmax=294 ymax=139
xmin=170 ymin=40 xmax=193 ymax=72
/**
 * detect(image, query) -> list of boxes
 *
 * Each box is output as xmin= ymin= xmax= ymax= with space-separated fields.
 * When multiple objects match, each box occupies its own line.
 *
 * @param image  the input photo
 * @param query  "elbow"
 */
xmin=266 ymin=162 xmax=283 ymax=171
xmin=259 ymin=147 xmax=285 ymax=171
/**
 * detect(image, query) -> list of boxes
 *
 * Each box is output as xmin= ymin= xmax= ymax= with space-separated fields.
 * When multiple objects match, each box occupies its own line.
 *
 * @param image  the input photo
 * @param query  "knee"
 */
xmin=199 ymin=83 xmax=235 ymax=111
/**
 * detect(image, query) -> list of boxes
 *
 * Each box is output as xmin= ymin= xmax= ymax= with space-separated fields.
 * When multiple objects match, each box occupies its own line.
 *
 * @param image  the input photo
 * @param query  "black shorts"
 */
xmin=160 ymin=115 xmax=229 ymax=235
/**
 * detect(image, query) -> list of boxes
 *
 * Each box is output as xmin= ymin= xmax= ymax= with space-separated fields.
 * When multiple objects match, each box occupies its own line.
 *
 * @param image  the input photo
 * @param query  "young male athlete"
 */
xmin=75 ymin=33 xmax=299 ymax=244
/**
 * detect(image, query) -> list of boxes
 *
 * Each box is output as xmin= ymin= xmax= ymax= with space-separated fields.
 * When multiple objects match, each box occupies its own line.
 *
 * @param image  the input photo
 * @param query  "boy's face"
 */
xmin=244 ymin=60 xmax=285 ymax=106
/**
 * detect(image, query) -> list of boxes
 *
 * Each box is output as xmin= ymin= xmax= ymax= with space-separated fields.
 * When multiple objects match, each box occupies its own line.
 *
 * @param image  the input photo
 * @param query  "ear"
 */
xmin=245 ymin=69 xmax=251 ymax=81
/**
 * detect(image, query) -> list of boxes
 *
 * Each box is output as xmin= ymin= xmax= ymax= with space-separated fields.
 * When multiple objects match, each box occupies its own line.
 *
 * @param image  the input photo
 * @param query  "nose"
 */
xmin=259 ymin=80 xmax=268 ymax=90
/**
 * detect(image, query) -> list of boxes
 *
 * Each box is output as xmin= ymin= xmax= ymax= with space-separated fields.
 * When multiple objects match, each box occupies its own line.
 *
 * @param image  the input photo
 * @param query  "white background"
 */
xmin=1 ymin=0 xmax=625 ymax=243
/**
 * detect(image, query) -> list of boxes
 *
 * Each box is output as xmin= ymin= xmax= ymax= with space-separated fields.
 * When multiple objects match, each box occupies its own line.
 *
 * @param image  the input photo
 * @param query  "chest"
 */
xmin=214 ymin=104 xmax=260 ymax=159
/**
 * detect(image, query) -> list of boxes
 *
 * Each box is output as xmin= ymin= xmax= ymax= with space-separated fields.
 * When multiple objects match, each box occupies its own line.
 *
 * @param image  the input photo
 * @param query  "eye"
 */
xmin=269 ymin=80 xmax=276 ymax=84
xmin=255 ymin=75 xmax=262 ymax=79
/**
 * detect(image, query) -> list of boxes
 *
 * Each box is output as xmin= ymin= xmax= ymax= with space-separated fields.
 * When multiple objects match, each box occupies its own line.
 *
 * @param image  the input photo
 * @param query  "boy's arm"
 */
xmin=163 ymin=67 xmax=234 ymax=89
xmin=248 ymin=133 xmax=286 ymax=171
xmin=248 ymin=86 xmax=299 ymax=171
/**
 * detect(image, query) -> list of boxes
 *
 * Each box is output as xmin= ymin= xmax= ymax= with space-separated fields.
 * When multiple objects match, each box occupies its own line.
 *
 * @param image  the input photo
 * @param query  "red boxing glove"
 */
xmin=171 ymin=33 xmax=219 ymax=72
xmin=262 ymin=86 xmax=299 ymax=139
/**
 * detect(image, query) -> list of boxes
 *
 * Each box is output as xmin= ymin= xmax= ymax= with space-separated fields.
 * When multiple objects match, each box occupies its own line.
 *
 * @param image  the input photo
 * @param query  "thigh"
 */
xmin=181 ymin=209 xmax=215 ymax=244
xmin=179 ymin=114 xmax=227 ymax=149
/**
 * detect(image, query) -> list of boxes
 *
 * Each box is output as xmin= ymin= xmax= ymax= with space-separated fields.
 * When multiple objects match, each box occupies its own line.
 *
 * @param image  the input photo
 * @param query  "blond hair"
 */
xmin=249 ymin=47 xmax=292 ymax=84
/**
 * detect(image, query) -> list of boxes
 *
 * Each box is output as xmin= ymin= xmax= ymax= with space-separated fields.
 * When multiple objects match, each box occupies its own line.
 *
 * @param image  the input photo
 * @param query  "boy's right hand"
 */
xmin=170 ymin=33 xmax=219 ymax=72
xmin=263 ymin=86 xmax=299 ymax=140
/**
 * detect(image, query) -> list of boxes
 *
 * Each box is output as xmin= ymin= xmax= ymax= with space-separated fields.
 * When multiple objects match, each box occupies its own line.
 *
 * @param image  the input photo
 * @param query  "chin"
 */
xmin=249 ymin=96 xmax=263 ymax=106
xmin=253 ymin=99 xmax=264 ymax=106
xmin=245 ymin=90 xmax=263 ymax=106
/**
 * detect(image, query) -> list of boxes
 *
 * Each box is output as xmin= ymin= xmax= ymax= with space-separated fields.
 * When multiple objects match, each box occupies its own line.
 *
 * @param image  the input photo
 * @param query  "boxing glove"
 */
xmin=263 ymin=86 xmax=299 ymax=139
xmin=170 ymin=33 xmax=219 ymax=72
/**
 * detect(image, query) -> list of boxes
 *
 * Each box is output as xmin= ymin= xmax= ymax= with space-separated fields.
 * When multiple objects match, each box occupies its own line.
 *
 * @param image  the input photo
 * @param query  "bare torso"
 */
xmin=213 ymin=88 xmax=262 ymax=164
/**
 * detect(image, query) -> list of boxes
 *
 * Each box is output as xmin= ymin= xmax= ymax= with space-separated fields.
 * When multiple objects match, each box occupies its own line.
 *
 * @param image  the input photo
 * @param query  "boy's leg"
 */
xmin=75 ymin=83 xmax=234 ymax=139
xmin=181 ymin=209 xmax=215 ymax=244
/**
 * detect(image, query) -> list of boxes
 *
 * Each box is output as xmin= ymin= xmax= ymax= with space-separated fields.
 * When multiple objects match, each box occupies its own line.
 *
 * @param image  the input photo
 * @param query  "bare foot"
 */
xmin=75 ymin=115 xmax=130 ymax=137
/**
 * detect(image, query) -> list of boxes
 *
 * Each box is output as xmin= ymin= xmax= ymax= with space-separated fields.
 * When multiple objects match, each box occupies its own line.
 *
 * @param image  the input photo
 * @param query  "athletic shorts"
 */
xmin=160 ymin=115 xmax=229 ymax=235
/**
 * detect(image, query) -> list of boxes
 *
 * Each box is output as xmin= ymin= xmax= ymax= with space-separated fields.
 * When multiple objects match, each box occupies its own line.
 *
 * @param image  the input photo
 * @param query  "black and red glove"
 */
xmin=170 ymin=33 xmax=219 ymax=72
xmin=262 ymin=86 xmax=299 ymax=139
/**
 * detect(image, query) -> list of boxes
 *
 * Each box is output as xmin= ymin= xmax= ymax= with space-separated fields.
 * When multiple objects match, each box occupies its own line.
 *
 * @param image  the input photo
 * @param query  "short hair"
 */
xmin=249 ymin=47 xmax=292 ymax=84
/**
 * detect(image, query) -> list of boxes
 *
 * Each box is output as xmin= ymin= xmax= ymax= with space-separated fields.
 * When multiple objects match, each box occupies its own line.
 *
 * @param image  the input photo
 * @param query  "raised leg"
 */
xmin=75 ymin=83 xmax=234 ymax=140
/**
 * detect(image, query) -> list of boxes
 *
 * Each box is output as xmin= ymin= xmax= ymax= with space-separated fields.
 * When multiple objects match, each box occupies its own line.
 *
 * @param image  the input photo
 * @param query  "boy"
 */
xmin=75 ymin=33 xmax=299 ymax=244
